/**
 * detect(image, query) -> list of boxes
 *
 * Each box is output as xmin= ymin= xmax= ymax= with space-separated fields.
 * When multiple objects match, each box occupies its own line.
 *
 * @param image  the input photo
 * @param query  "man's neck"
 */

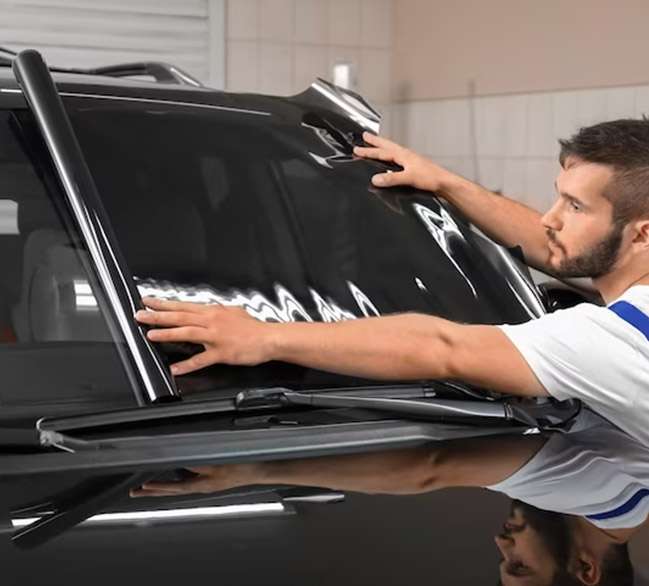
xmin=593 ymin=266 xmax=649 ymax=304
xmin=579 ymin=517 xmax=638 ymax=546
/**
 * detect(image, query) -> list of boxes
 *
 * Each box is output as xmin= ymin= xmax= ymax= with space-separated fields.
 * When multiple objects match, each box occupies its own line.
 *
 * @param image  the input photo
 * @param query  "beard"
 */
xmin=510 ymin=500 xmax=573 ymax=568
xmin=547 ymin=222 xmax=625 ymax=279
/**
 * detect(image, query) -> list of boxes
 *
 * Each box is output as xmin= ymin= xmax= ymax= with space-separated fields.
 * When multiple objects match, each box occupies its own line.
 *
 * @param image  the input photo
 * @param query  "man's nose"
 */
xmin=541 ymin=201 xmax=563 ymax=232
xmin=495 ymin=534 xmax=513 ymax=555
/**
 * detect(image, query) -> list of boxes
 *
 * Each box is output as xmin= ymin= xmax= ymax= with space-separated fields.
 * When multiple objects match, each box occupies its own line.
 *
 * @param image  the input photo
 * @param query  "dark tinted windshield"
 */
xmin=66 ymin=96 xmax=542 ymax=395
xmin=0 ymin=110 xmax=137 ymax=418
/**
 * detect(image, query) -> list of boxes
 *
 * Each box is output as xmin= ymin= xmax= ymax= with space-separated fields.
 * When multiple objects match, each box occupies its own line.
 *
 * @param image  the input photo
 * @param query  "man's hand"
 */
xmin=135 ymin=298 xmax=275 ymax=375
xmin=353 ymin=131 xmax=455 ymax=192
xmin=131 ymin=464 xmax=259 ymax=498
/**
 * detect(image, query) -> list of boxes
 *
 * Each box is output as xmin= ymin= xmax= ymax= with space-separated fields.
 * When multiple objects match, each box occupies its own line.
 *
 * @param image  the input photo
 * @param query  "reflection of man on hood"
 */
xmin=496 ymin=500 xmax=633 ymax=585
xmin=488 ymin=411 xmax=647 ymax=584
xmin=133 ymin=411 xmax=645 ymax=584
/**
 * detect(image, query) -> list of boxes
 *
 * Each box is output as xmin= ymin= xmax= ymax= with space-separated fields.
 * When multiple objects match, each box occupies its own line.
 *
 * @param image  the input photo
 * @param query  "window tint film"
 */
xmin=0 ymin=110 xmax=137 ymax=417
xmin=66 ymin=97 xmax=537 ymax=396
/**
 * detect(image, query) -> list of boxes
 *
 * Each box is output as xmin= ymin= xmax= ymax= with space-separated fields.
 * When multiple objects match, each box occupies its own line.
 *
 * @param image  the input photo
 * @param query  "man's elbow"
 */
xmin=414 ymin=448 xmax=450 ymax=493
xmin=416 ymin=325 xmax=460 ymax=381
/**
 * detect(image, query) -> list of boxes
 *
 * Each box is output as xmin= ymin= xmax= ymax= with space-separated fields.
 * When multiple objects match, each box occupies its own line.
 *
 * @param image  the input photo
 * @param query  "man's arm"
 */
xmin=136 ymin=299 xmax=548 ymax=398
xmin=354 ymin=133 xmax=552 ymax=272
xmin=132 ymin=435 xmax=548 ymax=498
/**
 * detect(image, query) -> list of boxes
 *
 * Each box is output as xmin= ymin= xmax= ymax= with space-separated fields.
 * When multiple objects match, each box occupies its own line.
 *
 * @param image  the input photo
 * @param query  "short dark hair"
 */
xmin=551 ymin=541 xmax=634 ymax=586
xmin=559 ymin=118 xmax=649 ymax=226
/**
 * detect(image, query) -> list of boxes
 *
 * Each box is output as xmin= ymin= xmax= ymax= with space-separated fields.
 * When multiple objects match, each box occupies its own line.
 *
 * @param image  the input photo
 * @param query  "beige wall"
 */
xmin=394 ymin=0 xmax=649 ymax=101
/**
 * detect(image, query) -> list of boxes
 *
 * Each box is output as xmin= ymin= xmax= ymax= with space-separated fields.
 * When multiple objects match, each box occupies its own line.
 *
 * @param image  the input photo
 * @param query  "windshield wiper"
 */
xmin=35 ymin=381 xmax=579 ymax=442
xmin=235 ymin=387 xmax=581 ymax=430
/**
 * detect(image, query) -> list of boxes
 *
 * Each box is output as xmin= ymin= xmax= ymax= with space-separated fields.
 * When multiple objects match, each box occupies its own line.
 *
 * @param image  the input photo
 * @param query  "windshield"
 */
xmin=0 ymin=109 xmax=137 ymax=419
xmin=65 ymin=96 xmax=542 ymax=397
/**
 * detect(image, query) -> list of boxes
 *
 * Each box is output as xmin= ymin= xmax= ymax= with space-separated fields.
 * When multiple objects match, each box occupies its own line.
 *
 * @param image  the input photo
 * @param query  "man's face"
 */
xmin=495 ymin=502 xmax=570 ymax=585
xmin=541 ymin=158 xmax=624 ymax=279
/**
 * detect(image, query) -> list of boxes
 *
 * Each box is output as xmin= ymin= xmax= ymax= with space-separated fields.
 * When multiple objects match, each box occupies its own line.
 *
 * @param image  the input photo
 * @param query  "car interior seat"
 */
xmin=11 ymin=196 xmax=113 ymax=342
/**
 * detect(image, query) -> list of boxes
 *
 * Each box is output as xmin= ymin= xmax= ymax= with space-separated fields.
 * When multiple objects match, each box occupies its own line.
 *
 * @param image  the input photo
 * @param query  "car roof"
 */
xmin=0 ymin=62 xmax=313 ymax=124
xmin=0 ymin=63 xmax=225 ymax=99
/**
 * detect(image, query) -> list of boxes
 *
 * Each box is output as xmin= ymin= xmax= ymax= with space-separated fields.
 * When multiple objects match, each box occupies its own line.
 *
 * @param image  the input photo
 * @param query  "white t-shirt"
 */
xmin=498 ymin=285 xmax=649 ymax=447
xmin=488 ymin=410 xmax=649 ymax=529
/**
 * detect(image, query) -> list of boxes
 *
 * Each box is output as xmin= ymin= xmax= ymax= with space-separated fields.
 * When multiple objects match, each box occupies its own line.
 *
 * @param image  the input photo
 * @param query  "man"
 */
xmin=135 ymin=119 xmax=649 ymax=446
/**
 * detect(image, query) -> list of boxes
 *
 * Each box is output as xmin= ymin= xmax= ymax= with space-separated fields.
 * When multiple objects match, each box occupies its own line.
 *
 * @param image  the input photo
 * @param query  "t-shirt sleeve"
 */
xmin=497 ymin=303 xmax=641 ymax=410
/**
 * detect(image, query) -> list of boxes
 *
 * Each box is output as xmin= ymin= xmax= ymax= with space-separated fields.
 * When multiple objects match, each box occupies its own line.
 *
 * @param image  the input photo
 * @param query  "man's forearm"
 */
xmin=437 ymin=173 xmax=550 ymax=271
xmin=256 ymin=447 xmax=441 ymax=495
xmin=248 ymin=435 xmax=547 ymax=495
xmin=267 ymin=313 xmax=453 ymax=381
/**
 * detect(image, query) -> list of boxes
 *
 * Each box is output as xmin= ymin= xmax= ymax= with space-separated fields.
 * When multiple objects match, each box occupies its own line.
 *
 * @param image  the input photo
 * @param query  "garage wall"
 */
xmin=390 ymin=0 xmax=649 ymax=214
xmin=0 ymin=0 xmax=225 ymax=87
xmin=224 ymin=0 xmax=393 ymax=130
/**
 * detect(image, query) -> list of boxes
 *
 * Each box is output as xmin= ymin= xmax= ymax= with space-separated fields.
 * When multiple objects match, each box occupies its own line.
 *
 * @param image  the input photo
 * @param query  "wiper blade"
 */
xmin=37 ymin=382 xmax=460 ymax=434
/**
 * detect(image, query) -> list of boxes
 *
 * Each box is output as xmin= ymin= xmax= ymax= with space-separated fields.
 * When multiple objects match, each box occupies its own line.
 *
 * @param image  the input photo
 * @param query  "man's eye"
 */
xmin=570 ymin=200 xmax=581 ymax=211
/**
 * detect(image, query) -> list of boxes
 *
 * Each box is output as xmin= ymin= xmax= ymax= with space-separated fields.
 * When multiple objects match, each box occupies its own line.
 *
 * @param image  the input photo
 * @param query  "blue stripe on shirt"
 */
xmin=595 ymin=300 xmax=649 ymax=522
xmin=608 ymin=300 xmax=649 ymax=342
xmin=587 ymin=488 xmax=649 ymax=521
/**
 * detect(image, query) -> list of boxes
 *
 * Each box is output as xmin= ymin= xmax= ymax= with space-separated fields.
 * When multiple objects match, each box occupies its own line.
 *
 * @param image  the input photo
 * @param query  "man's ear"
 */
xmin=631 ymin=218 xmax=649 ymax=248
xmin=570 ymin=552 xmax=602 ymax=586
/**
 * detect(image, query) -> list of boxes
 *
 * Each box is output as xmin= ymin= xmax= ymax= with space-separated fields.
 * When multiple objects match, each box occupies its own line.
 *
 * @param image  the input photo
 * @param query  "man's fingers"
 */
xmin=371 ymin=170 xmax=408 ymax=188
xmin=141 ymin=297 xmax=211 ymax=313
xmin=135 ymin=310 xmax=205 ymax=328
xmin=353 ymin=145 xmax=396 ymax=162
xmin=170 ymin=350 xmax=221 ymax=375
xmin=130 ymin=484 xmax=194 ymax=498
xmin=146 ymin=326 xmax=209 ymax=344
xmin=362 ymin=131 xmax=399 ymax=150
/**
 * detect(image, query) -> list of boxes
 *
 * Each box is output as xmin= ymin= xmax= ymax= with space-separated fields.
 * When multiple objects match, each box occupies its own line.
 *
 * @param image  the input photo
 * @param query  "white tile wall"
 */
xmin=360 ymin=0 xmax=392 ymax=48
xmin=552 ymin=91 xmax=579 ymax=144
xmin=226 ymin=40 xmax=259 ymax=92
xmin=526 ymin=93 xmax=555 ymax=158
xmin=359 ymin=47 xmax=391 ymax=102
xmin=474 ymin=96 xmax=505 ymax=158
xmin=606 ymin=86 xmax=636 ymax=120
xmin=259 ymin=42 xmax=293 ymax=94
xmin=477 ymin=158 xmax=504 ymax=192
xmin=396 ymin=84 xmax=649 ymax=213
xmin=260 ymin=0 xmax=294 ymax=42
xmin=293 ymin=44 xmax=328 ymax=93
xmin=635 ymin=86 xmax=649 ymax=118
xmin=225 ymin=0 xmax=393 ymax=101
xmin=294 ymin=0 xmax=328 ymax=44
xmin=329 ymin=0 xmax=361 ymax=46
xmin=227 ymin=0 xmax=259 ymax=40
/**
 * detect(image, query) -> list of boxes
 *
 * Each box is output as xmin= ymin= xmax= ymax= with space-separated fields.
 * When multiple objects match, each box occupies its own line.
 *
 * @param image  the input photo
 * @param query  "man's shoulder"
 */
xmin=616 ymin=285 xmax=649 ymax=312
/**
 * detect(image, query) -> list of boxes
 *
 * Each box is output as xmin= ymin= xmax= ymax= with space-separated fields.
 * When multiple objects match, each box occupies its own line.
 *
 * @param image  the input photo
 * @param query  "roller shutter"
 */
xmin=0 ymin=0 xmax=224 ymax=85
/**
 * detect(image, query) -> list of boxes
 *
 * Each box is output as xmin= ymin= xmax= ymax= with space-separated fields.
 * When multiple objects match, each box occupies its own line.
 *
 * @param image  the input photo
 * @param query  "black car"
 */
xmin=0 ymin=49 xmax=591 ymax=583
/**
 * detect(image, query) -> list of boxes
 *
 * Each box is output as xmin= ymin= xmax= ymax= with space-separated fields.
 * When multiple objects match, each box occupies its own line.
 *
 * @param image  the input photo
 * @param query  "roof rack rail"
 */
xmin=84 ymin=61 xmax=203 ymax=87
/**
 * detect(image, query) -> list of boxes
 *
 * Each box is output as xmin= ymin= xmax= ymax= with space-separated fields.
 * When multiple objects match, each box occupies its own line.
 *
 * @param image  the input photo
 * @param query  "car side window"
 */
xmin=0 ymin=110 xmax=137 ymax=417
